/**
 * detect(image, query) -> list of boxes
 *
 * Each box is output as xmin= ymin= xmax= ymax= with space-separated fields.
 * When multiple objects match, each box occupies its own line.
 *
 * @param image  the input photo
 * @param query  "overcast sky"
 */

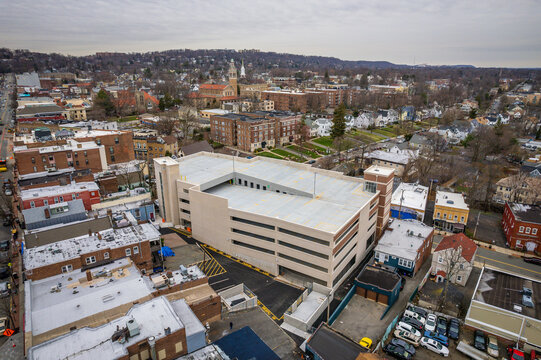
xmin=1 ymin=0 xmax=540 ymax=68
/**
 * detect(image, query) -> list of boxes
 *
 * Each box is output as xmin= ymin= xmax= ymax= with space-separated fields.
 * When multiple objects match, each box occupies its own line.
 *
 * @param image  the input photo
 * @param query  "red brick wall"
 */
xmin=502 ymin=203 xmax=541 ymax=252
xmin=76 ymin=132 xmax=134 ymax=165
xmin=123 ymin=328 xmax=187 ymax=360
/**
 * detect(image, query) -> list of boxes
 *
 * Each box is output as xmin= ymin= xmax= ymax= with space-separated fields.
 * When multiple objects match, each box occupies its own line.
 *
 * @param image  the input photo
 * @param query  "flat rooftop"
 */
xmin=172 ymin=153 xmax=374 ymax=233
xmin=374 ymin=219 xmax=433 ymax=261
xmin=25 ymin=259 xmax=154 ymax=336
xmin=356 ymin=265 xmax=401 ymax=291
xmin=436 ymin=191 xmax=469 ymax=211
xmin=28 ymin=296 xmax=190 ymax=360
xmin=20 ymin=181 xmax=99 ymax=201
xmin=510 ymin=203 xmax=541 ymax=224
xmin=23 ymin=223 xmax=160 ymax=270
xmin=14 ymin=139 xmax=101 ymax=153
xmin=307 ymin=323 xmax=365 ymax=360
xmin=474 ymin=268 xmax=540 ymax=320
xmin=391 ymin=183 xmax=428 ymax=211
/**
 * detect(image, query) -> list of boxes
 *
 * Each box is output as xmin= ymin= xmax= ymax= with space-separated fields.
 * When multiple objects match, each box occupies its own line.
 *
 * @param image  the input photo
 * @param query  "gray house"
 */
xmin=22 ymin=199 xmax=87 ymax=230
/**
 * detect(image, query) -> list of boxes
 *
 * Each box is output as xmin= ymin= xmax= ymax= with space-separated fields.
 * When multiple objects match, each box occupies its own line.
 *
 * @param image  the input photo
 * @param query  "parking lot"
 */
xmin=467 ymin=209 xmax=506 ymax=247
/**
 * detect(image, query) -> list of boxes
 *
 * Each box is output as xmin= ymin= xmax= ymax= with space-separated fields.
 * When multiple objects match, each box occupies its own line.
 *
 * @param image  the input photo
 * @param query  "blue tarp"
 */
xmin=158 ymin=246 xmax=175 ymax=257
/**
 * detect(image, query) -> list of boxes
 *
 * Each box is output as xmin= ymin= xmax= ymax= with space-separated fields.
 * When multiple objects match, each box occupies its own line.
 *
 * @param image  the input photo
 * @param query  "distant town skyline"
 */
xmin=1 ymin=0 xmax=540 ymax=68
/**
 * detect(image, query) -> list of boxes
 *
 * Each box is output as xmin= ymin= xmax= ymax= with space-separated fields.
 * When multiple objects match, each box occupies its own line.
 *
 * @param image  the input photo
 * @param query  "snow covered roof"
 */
xmin=367 ymin=148 xmax=417 ymax=165
xmin=23 ymin=223 xmax=160 ymax=270
xmin=374 ymin=219 xmax=433 ymax=261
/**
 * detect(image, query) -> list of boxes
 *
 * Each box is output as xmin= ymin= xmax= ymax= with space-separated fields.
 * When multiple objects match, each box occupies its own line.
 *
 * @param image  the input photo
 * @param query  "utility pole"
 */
xmin=473 ymin=211 xmax=481 ymax=239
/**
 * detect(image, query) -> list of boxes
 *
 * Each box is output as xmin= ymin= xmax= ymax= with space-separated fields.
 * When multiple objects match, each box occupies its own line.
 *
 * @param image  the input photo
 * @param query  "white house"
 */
xmin=375 ymin=109 xmax=398 ymax=127
xmin=431 ymin=233 xmax=478 ymax=286
xmin=354 ymin=112 xmax=374 ymax=129
xmin=313 ymin=118 xmax=332 ymax=137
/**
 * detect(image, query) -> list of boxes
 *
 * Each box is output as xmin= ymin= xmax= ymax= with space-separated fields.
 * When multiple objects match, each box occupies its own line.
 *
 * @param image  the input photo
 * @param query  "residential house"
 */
xmin=353 ymin=112 xmax=374 ymax=129
xmin=400 ymin=106 xmax=416 ymax=121
xmin=431 ymin=233 xmax=477 ymax=286
xmin=494 ymin=175 xmax=541 ymax=205
xmin=433 ymin=191 xmax=469 ymax=233
xmin=502 ymin=203 xmax=541 ymax=252
xmin=314 ymin=118 xmax=332 ymax=137
xmin=374 ymin=219 xmax=434 ymax=277
xmin=19 ymin=181 xmax=100 ymax=211
xmin=409 ymin=133 xmax=432 ymax=152
xmin=179 ymin=141 xmax=214 ymax=157
xmin=367 ymin=147 xmax=418 ymax=177
xmin=22 ymin=199 xmax=88 ymax=230
xmin=391 ymin=183 xmax=429 ymax=221
xmin=374 ymin=109 xmax=397 ymax=127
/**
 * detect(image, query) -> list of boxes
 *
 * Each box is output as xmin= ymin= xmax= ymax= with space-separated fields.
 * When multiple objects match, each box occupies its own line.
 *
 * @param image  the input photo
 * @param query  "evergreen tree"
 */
xmin=330 ymin=103 xmax=346 ymax=139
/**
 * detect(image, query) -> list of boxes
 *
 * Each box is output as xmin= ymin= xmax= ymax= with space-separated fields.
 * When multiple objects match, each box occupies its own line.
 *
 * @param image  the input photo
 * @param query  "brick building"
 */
xmin=210 ymin=111 xmax=302 ymax=152
xmin=19 ymin=181 xmax=101 ymax=211
xmin=262 ymin=90 xmax=308 ymax=112
xmin=23 ymin=223 xmax=160 ymax=280
xmin=502 ymin=203 xmax=541 ymax=253
xmin=14 ymin=140 xmax=108 ymax=175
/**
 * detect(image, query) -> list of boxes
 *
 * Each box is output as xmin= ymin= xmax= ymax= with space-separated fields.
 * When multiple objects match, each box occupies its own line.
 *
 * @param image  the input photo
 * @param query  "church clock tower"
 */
xmin=228 ymin=59 xmax=238 ymax=96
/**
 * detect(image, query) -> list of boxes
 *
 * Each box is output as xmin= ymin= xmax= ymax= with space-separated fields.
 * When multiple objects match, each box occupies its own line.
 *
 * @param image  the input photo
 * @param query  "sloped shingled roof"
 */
xmin=434 ymin=233 xmax=477 ymax=262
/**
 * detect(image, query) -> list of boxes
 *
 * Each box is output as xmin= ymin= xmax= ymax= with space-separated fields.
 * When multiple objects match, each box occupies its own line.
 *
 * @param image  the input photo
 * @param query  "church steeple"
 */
xmin=240 ymin=60 xmax=246 ymax=78
xmin=228 ymin=59 xmax=238 ymax=96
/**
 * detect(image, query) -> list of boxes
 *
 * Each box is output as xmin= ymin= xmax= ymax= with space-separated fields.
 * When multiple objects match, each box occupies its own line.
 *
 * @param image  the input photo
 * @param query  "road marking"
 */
xmin=168 ymin=227 xmax=192 ymax=238
xmin=194 ymin=246 xmax=226 ymax=278
xmin=476 ymin=255 xmax=541 ymax=276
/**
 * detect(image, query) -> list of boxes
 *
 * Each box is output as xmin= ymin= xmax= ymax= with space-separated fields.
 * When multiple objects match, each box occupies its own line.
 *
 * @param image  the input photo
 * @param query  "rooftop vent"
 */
xmin=513 ymin=304 xmax=523 ymax=313
xmin=127 ymin=319 xmax=140 ymax=337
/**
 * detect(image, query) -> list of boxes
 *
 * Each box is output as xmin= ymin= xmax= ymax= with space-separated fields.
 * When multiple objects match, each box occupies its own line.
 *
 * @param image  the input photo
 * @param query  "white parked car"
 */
xmin=396 ymin=322 xmax=421 ymax=338
xmin=420 ymin=337 xmax=449 ymax=357
xmin=404 ymin=309 xmax=426 ymax=325
xmin=425 ymin=314 xmax=437 ymax=332
xmin=393 ymin=329 xmax=420 ymax=346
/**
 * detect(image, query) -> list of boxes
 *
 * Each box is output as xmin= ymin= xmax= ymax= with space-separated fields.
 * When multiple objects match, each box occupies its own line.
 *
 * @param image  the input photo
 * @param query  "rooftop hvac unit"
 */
xmin=127 ymin=319 xmax=140 ymax=337
xmin=513 ymin=304 xmax=523 ymax=313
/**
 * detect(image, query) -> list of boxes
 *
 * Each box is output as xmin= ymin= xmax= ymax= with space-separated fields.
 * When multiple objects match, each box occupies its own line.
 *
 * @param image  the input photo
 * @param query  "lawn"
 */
xmin=312 ymin=136 xmax=334 ymax=148
xmin=257 ymin=151 xmax=284 ymax=160
xmin=271 ymin=149 xmax=304 ymax=162
xmin=359 ymin=131 xmax=386 ymax=142
xmin=287 ymin=145 xmax=320 ymax=159
xmin=303 ymin=142 xmax=328 ymax=154
xmin=372 ymin=128 xmax=396 ymax=138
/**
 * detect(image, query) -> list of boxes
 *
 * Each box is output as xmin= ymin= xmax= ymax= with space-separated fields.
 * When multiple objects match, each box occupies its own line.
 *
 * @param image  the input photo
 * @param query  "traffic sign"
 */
xmin=3 ymin=328 xmax=14 ymax=337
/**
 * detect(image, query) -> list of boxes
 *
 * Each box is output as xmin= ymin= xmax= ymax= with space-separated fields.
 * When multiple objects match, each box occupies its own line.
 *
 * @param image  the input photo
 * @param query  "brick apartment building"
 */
xmin=14 ymin=140 xmax=108 ymax=175
xmin=261 ymin=91 xmax=309 ymax=112
xmin=502 ymin=202 xmax=541 ymax=253
xmin=210 ymin=111 xmax=302 ymax=152
xmin=24 ymin=223 xmax=160 ymax=280
xmin=19 ymin=181 xmax=101 ymax=211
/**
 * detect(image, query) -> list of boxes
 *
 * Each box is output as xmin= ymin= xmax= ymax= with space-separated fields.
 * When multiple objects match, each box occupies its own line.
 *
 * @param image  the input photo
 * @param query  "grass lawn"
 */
xmin=303 ymin=142 xmax=328 ymax=154
xmin=372 ymin=129 xmax=396 ymax=138
xmin=109 ymin=115 xmax=139 ymax=122
xmin=257 ymin=151 xmax=284 ymax=160
xmin=271 ymin=149 xmax=304 ymax=162
xmin=312 ymin=136 xmax=334 ymax=148
xmin=287 ymin=145 xmax=320 ymax=159
xmin=359 ymin=131 xmax=386 ymax=142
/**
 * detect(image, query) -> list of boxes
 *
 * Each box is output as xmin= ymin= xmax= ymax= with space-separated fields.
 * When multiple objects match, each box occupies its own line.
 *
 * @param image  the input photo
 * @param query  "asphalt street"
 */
xmin=433 ymin=235 xmax=541 ymax=278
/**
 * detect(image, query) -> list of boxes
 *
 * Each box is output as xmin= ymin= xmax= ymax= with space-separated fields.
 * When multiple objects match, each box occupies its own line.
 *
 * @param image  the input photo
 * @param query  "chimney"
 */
xmin=44 ymin=208 xmax=50 ymax=219
xmin=86 ymin=270 xmax=92 ymax=281
xmin=88 ymin=228 xmax=92 ymax=237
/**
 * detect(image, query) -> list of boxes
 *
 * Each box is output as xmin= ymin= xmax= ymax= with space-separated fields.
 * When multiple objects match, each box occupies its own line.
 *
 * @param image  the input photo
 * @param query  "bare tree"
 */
xmin=438 ymin=246 xmax=473 ymax=311
xmin=319 ymin=156 xmax=334 ymax=170
xmin=178 ymin=109 xmax=198 ymax=142
xmin=294 ymin=116 xmax=311 ymax=160
xmin=156 ymin=112 xmax=178 ymax=136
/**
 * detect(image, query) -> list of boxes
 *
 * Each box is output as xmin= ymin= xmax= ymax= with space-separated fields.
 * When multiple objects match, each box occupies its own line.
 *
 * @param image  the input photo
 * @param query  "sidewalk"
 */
xmin=0 ymin=332 xmax=23 ymax=360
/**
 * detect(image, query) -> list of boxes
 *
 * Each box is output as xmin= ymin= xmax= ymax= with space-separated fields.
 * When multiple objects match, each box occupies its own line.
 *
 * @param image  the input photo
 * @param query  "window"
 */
xmin=31 ymin=157 xmax=35 ymax=164
xmin=232 ymin=228 xmax=274 ymax=242
xmin=42 ymin=156 xmax=46 ymax=162
xmin=533 ymin=228 xmax=538 ymax=235
xmin=115 ymin=137 xmax=119 ymax=144
xmin=364 ymin=181 xmax=377 ymax=193
xmin=231 ymin=216 xmax=275 ymax=230
xmin=278 ymin=227 xmax=330 ymax=246
xmin=525 ymin=227 xmax=531 ymax=234
xmin=125 ymin=248 xmax=132 ymax=256
xmin=438 ymin=255 xmax=443 ymax=263
xmin=103 ymin=252 xmax=110 ymax=260
xmin=519 ymin=226 xmax=524 ymax=233
xmin=398 ymin=258 xmax=413 ymax=268
xmin=86 ymin=256 xmax=96 ymax=265
xmin=459 ymin=263 xmax=464 ymax=270
xmin=109 ymin=146 xmax=114 ymax=154
xmin=158 ymin=349 xmax=166 ymax=360
xmin=74 ymin=152 xmax=78 ymax=158
xmin=461 ymin=216 xmax=465 ymax=222
xmin=278 ymin=240 xmax=328 ymax=259
xmin=61 ymin=264 xmax=73 ymax=273
xmin=278 ymin=253 xmax=327 ymax=272
xmin=232 ymin=239 xmax=274 ymax=255
xmin=76 ymin=160 xmax=79 ymax=166
xmin=49 ymin=155 xmax=54 ymax=161
xmin=43 ymin=199 xmax=48 ymax=206
xmin=59 ymin=196 xmax=64 ymax=202
xmin=84 ymin=151 xmax=87 ymax=157
xmin=54 ymin=197 xmax=59 ymax=203
xmin=436 ymin=212 xmax=440 ymax=219
xmin=133 ymin=246 xmax=139 ymax=254
xmin=85 ymin=159 xmax=89 ymax=165
xmin=111 ymin=155 xmax=115 ymax=162
xmin=75 ymin=193 xmax=80 ymax=198
xmin=33 ymin=166 xmax=37 ymax=172
xmin=96 ymin=139 xmax=101 ymax=145
xmin=454 ymin=215 xmax=458 ymax=221
xmin=30 ymin=201 xmax=35 ymax=208
xmin=456 ymin=275 xmax=462 ymax=282
xmin=175 ymin=342 xmax=183 ymax=354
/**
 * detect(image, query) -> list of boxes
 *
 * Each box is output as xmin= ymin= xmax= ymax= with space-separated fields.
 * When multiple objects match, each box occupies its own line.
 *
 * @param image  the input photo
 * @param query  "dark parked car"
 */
xmin=523 ymin=256 xmax=541 ymax=266
xmin=474 ymin=330 xmax=487 ymax=352
xmin=390 ymin=338 xmax=416 ymax=356
xmin=406 ymin=304 xmax=427 ymax=318
xmin=400 ymin=316 xmax=423 ymax=332
xmin=384 ymin=344 xmax=413 ymax=360
xmin=423 ymin=330 xmax=449 ymax=347
xmin=436 ymin=316 xmax=448 ymax=336
xmin=447 ymin=318 xmax=460 ymax=340
xmin=0 ymin=240 xmax=8 ymax=252
xmin=0 ymin=266 xmax=9 ymax=280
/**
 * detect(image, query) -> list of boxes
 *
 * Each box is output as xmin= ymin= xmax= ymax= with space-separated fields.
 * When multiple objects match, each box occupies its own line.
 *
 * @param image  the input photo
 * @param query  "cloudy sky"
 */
xmin=1 ymin=0 xmax=540 ymax=68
